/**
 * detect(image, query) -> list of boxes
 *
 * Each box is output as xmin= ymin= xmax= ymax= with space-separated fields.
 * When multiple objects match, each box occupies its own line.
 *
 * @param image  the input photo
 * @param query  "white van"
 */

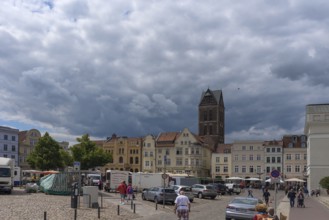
xmin=86 ymin=173 xmax=101 ymax=186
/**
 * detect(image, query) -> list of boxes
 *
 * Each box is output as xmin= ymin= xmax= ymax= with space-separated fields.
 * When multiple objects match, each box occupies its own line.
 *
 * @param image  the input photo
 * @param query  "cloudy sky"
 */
xmin=1 ymin=0 xmax=328 ymax=145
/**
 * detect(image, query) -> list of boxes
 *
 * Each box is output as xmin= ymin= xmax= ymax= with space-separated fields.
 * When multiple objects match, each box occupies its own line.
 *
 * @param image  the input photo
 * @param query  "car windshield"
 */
xmin=162 ymin=189 xmax=175 ymax=193
xmin=0 ymin=168 xmax=10 ymax=177
xmin=206 ymin=185 xmax=214 ymax=190
xmin=181 ymin=187 xmax=192 ymax=192
xmin=231 ymin=198 xmax=258 ymax=205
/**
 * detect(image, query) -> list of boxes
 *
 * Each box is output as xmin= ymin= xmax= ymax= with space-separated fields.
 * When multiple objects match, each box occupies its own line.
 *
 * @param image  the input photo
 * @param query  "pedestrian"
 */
xmin=126 ymin=183 xmax=134 ymax=202
xmin=297 ymin=189 xmax=305 ymax=208
xmin=247 ymin=187 xmax=253 ymax=197
xmin=253 ymin=203 xmax=268 ymax=220
xmin=287 ymin=189 xmax=296 ymax=208
xmin=174 ymin=190 xmax=191 ymax=220
xmin=117 ymin=181 xmax=127 ymax=205
xmin=267 ymin=207 xmax=279 ymax=220
xmin=263 ymin=189 xmax=271 ymax=206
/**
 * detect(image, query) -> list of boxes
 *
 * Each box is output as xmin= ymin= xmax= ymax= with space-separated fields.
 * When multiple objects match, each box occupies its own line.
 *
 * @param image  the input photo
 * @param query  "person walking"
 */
xmin=126 ymin=183 xmax=134 ymax=202
xmin=247 ymin=187 xmax=253 ymax=197
xmin=287 ymin=189 xmax=296 ymax=208
xmin=117 ymin=181 xmax=127 ymax=205
xmin=174 ymin=190 xmax=191 ymax=220
xmin=263 ymin=189 xmax=271 ymax=206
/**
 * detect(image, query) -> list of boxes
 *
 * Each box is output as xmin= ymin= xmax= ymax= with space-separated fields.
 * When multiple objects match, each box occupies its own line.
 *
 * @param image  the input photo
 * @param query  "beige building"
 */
xmin=102 ymin=134 xmax=142 ymax=172
xmin=142 ymin=134 xmax=156 ymax=173
xmin=282 ymin=135 xmax=307 ymax=181
xmin=18 ymin=129 xmax=41 ymax=170
xmin=231 ymin=140 xmax=265 ymax=180
xmin=263 ymin=140 xmax=283 ymax=179
xmin=211 ymin=144 xmax=232 ymax=180
xmin=305 ymin=104 xmax=329 ymax=191
xmin=155 ymin=129 xmax=212 ymax=177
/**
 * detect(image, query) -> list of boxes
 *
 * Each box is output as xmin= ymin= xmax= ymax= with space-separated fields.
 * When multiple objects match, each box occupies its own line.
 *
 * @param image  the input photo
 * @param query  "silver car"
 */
xmin=141 ymin=187 xmax=177 ymax=204
xmin=225 ymin=196 xmax=264 ymax=220
xmin=170 ymin=185 xmax=195 ymax=202
xmin=191 ymin=184 xmax=217 ymax=199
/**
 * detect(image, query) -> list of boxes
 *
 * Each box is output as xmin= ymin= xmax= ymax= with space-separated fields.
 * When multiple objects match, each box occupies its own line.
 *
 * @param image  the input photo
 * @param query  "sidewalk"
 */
xmin=278 ymin=194 xmax=329 ymax=220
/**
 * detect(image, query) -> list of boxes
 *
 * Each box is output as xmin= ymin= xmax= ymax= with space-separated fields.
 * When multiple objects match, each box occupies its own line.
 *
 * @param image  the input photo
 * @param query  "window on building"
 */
xmin=12 ymin=136 xmax=16 ymax=141
xmin=209 ymin=110 xmax=213 ymax=120
xmin=185 ymin=148 xmax=189 ymax=155
xmin=224 ymin=157 xmax=228 ymax=162
xmin=135 ymin=157 xmax=139 ymax=164
xmin=224 ymin=166 xmax=228 ymax=173
xmin=216 ymin=157 xmax=220 ymax=163
xmin=242 ymin=166 xmax=246 ymax=173
xmin=176 ymin=158 xmax=182 ymax=166
xmin=147 ymin=143 xmax=151 ymax=147
xmin=277 ymin=157 xmax=281 ymax=163
xmin=286 ymin=165 xmax=291 ymax=173
xmin=242 ymin=146 xmax=246 ymax=150
xmin=185 ymin=159 xmax=188 ymax=166
xmin=196 ymin=148 xmax=200 ymax=155
xmin=203 ymin=111 xmax=207 ymax=121
xmin=166 ymin=158 xmax=171 ymax=165
xmin=176 ymin=148 xmax=183 ymax=155
xmin=196 ymin=159 xmax=199 ymax=166
xmin=215 ymin=166 xmax=220 ymax=172
xmin=257 ymin=155 xmax=261 ymax=160
xmin=4 ymin=135 xmax=8 ymax=140
xmin=144 ymin=152 xmax=148 ymax=157
xmin=288 ymin=143 xmax=293 ymax=148
xmin=145 ymin=161 xmax=149 ymax=166
xmin=301 ymin=143 xmax=306 ymax=148
xmin=242 ymin=155 xmax=246 ymax=161
xmin=266 ymin=148 xmax=270 ymax=152
xmin=249 ymin=154 xmax=253 ymax=161
xmin=150 ymin=151 xmax=153 ymax=157
xmin=249 ymin=165 xmax=254 ymax=173
xmin=4 ymin=144 xmax=8 ymax=151
xmin=234 ymin=165 xmax=239 ymax=173
xmin=266 ymin=157 xmax=271 ymax=163
xmin=277 ymin=148 xmax=281 ymax=152
xmin=250 ymin=145 xmax=253 ymax=150
xmin=295 ymin=154 xmax=300 ymax=160
xmin=158 ymin=160 xmax=162 ymax=165
xmin=266 ymin=167 xmax=271 ymax=173
xmin=295 ymin=165 xmax=300 ymax=173
xmin=257 ymin=166 xmax=261 ymax=173
xmin=130 ymin=157 xmax=133 ymax=164
xmin=234 ymin=155 xmax=238 ymax=161
xmin=304 ymin=154 xmax=307 ymax=160
xmin=286 ymin=154 xmax=291 ymax=160
xmin=272 ymin=147 xmax=275 ymax=152
xmin=165 ymin=149 xmax=170 ymax=155
xmin=191 ymin=148 xmax=194 ymax=155
xmin=272 ymin=157 xmax=276 ymax=163
xmin=119 ymin=157 xmax=123 ymax=163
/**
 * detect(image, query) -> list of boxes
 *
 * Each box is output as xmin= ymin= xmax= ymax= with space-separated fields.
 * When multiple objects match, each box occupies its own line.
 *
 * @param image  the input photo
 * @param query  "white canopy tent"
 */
xmin=284 ymin=178 xmax=305 ymax=182
xmin=265 ymin=178 xmax=284 ymax=184
xmin=245 ymin=177 xmax=261 ymax=181
xmin=226 ymin=177 xmax=244 ymax=180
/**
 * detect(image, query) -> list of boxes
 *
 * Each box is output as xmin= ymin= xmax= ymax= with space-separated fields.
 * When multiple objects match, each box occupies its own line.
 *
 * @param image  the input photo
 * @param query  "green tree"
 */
xmin=319 ymin=176 xmax=329 ymax=190
xmin=70 ymin=134 xmax=112 ymax=170
xmin=27 ymin=132 xmax=64 ymax=170
xmin=60 ymin=148 xmax=74 ymax=167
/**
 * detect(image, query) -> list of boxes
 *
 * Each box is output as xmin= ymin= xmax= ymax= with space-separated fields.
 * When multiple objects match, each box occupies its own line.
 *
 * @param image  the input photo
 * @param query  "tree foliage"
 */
xmin=319 ymin=176 xmax=329 ymax=189
xmin=70 ymin=134 xmax=112 ymax=170
xmin=27 ymin=132 xmax=65 ymax=170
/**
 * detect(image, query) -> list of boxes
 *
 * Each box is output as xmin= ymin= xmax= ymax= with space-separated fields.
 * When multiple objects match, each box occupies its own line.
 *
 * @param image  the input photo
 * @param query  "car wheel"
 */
xmin=211 ymin=196 xmax=216 ymax=199
xmin=198 ymin=193 xmax=203 ymax=199
xmin=142 ymin=194 xmax=146 ymax=200
xmin=225 ymin=217 xmax=231 ymax=220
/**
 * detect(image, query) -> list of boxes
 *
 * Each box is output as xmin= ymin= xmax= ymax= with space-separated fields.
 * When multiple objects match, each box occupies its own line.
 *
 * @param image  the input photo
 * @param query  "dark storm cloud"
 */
xmin=1 ymin=0 xmax=329 ymax=144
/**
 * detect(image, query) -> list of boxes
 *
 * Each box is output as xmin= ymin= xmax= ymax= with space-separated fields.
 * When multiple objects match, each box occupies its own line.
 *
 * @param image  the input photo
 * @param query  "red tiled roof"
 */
xmin=216 ymin=144 xmax=232 ymax=153
xmin=157 ymin=132 xmax=180 ymax=142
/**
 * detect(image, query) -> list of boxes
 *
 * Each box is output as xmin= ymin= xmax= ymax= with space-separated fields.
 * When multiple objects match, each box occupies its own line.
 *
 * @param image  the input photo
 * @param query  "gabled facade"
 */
xmin=0 ymin=126 xmax=19 ymax=166
xmin=155 ymin=132 xmax=179 ymax=173
xmin=282 ymin=135 xmax=307 ymax=181
xmin=263 ymin=140 xmax=283 ymax=178
xmin=211 ymin=144 xmax=232 ymax=179
xmin=198 ymin=88 xmax=225 ymax=150
xmin=142 ymin=134 xmax=156 ymax=173
xmin=18 ymin=129 xmax=41 ymax=170
xmin=102 ymin=134 xmax=142 ymax=172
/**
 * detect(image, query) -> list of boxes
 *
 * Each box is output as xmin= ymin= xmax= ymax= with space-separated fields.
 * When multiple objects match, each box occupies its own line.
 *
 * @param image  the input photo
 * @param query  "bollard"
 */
xmin=117 ymin=205 xmax=120 ymax=215
xmin=44 ymin=211 xmax=47 ymax=220
xmin=101 ymin=194 xmax=103 ymax=208
xmin=74 ymin=209 xmax=77 ymax=220
xmin=133 ymin=204 xmax=136 ymax=213
xmin=155 ymin=202 xmax=158 ymax=210
xmin=98 ymin=207 xmax=100 ymax=219
xmin=131 ymin=199 xmax=133 ymax=209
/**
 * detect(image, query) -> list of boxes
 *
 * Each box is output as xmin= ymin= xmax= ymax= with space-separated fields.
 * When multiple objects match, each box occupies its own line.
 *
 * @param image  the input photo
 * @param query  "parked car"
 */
xmin=225 ymin=196 xmax=264 ymax=220
xmin=207 ymin=183 xmax=228 ymax=195
xmin=170 ymin=185 xmax=195 ymax=202
xmin=225 ymin=183 xmax=241 ymax=195
xmin=191 ymin=184 xmax=217 ymax=199
xmin=141 ymin=187 xmax=177 ymax=204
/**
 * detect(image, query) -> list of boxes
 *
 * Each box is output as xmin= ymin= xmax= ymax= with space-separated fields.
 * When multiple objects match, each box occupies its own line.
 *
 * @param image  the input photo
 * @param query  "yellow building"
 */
xmin=18 ymin=129 xmax=41 ymax=170
xmin=211 ymin=144 xmax=232 ymax=179
xmin=142 ymin=134 xmax=156 ymax=173
xmin=103 ymin=134 xmax=142 ymax=172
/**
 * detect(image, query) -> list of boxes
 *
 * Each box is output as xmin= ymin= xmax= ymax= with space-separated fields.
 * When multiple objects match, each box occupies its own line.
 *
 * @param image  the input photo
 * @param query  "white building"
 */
xmin=0 ymin=126 xmax=19 ymax=166
xmin=304 ymin=104 xmax=329 ymax=191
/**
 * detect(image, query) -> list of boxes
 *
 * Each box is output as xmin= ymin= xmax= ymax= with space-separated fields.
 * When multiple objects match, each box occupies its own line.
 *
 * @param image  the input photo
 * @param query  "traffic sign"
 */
xmin=73 ymin=161 xmax=80 ymax=171
xmin=271 ymin=170 xmax=280 ymax=178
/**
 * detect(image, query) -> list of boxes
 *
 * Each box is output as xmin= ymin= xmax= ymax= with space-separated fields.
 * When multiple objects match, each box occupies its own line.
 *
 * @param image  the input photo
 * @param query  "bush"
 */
xmin=319 ymin=176 xmax=329 ymax=190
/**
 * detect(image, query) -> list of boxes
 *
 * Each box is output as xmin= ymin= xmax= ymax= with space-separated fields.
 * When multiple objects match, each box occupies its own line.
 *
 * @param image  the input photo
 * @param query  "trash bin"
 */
xmin=82 ymin=186 xmax=99 ymax=208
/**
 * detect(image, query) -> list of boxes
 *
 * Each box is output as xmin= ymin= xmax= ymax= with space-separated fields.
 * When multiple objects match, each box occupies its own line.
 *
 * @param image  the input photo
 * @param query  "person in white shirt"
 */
xmin=174 ymin=190 xmax=191 ymax=220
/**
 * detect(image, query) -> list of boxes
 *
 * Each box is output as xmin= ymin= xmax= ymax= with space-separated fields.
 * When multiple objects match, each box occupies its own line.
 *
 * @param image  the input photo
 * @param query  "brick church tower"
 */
xmin=198 ymin=88 xmax=225 ymax=150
